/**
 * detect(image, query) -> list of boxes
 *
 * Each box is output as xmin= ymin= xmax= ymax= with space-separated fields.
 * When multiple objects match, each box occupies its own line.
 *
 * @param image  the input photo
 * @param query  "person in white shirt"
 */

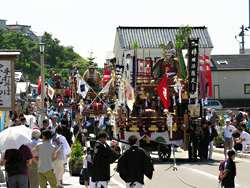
xmin=207 ymin=108 xmax=212 ymax=121
xmin=222 ymin=118 xmax=237 ymax=158
xmin=30 ymin=113 xmax=38 ymax=129
xmin=52 ymin=126 xmax=71 ymax=187
xmin=236 ymin=128 xmax=250 ymax=153
xmin=20 ymin=117 xmax=28 ymax=127
xmin=50 ymin=117 xmax=58 ymax=133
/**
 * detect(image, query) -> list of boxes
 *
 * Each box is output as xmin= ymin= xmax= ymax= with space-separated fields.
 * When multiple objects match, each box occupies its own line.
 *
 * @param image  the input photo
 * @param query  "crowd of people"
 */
xmin=187 ymin=108 xmax=250 ymax=162
xmin=0 ymin=124 xmax=71 ymax=188
xmin=1 ymin=116 xmax=154 ymax=188
xmin=1 ymin=106 xmax=250 ymax=188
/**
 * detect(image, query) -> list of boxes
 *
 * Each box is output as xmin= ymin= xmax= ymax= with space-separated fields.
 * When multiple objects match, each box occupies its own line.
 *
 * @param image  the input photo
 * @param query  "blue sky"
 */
xmin=1 ymin=0 xmax=249 ymax=67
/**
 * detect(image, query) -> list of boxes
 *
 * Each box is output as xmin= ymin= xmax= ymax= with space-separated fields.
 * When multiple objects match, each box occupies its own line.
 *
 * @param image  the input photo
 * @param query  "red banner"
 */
xmin=38 ymin=76 xmax=41 ymax=94
xmin=204 ymin=55 xmax=213 ymax=97
xmin=157 ymin=74 xmax=170 ymax=110
xmin=103 ymin=63 xmax=111 ymax=86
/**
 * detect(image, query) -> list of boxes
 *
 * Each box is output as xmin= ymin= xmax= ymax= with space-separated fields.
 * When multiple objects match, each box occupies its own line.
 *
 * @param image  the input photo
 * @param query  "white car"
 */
xmin=203 ymin=100 xmax=223 ymax=110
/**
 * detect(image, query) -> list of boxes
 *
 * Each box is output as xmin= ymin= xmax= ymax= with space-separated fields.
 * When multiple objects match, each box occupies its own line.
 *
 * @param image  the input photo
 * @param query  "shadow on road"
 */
xmin=153 ymin=157 xmax=221 ymax=167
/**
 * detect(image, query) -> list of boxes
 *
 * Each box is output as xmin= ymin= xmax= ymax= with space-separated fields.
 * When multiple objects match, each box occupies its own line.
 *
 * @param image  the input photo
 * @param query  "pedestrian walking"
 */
xmin=92 ymin=131 xmax=120 ymax=188
xmin=32 ymin=129 xmax=58 ymax=188
xmin=222 ymin=119 xmax=237 ymax=158
xmin=26 ymin=129 xmax=42 ymax=188
xmin=1 ymin=144 xmax=33 ymax=188
xmin=52 ymin=126 xmax=71 ymax=187
xmin=117 ymin=135 xmax=154 ymax=188
xmin=220 ymin=150 xmax=237 ymax=188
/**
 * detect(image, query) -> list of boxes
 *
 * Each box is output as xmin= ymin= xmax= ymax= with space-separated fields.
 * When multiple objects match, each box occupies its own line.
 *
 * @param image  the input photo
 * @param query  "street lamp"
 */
xmin=39 ymin=43 xmax=46 ymax=127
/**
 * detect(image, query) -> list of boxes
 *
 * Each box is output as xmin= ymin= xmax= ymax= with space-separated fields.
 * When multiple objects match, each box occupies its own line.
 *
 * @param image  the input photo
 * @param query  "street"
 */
xmin=48 ymin=149 xmax=250 ymax=188
xmin=109 ymin=150 xmax=250 ymax=188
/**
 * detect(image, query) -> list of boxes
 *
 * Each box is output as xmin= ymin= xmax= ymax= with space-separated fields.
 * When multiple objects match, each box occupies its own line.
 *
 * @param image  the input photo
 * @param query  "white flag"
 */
xmin=78 ymin=79 xmax=90 ymax=98
xmin=100 ymin=77 xmax=113 ymax=94
xmin=124 ymin=79 xmax=135 ymax=111
xmin=48 ymin=85 xmax=55 ymax=100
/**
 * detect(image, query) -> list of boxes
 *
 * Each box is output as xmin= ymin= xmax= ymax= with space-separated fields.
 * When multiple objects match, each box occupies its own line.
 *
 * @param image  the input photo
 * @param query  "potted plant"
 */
xmin=215 ymin=131 xmax=224 ymax=148
xmin=68 ymin=141 xmax=84 ymax=176
xmin=214 ymin=114 xmax=225 ymax=148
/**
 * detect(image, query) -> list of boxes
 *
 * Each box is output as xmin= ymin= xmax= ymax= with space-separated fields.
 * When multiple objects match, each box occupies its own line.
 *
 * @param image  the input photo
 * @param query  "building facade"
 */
xmin=210 ymin=54 xmax=250 ymax=108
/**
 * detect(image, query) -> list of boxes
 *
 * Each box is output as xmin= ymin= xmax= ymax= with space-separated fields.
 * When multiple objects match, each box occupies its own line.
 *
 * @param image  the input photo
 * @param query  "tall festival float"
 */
xmin=107 ymin=37 xmax=213 ymax=162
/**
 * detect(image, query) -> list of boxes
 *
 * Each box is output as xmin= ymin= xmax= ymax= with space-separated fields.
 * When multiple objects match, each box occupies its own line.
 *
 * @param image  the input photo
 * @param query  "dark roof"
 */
xmin=211 ymin=54 xmax=250 ymax=71
xmin=117 ymin=26 xmax=213 ymax=49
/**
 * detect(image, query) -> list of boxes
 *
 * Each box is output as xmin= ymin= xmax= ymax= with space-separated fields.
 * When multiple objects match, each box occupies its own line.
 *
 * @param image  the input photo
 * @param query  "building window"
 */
xmin=214 ymin=85 xmax=220 ymax=99
xmin=244 ymin=84 xmax=250 ymax=94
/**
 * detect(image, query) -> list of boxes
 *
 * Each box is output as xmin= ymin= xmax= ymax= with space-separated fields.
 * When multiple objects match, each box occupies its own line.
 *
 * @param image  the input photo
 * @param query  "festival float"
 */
xmin=107 ymin=36 xmax=213 ymax=162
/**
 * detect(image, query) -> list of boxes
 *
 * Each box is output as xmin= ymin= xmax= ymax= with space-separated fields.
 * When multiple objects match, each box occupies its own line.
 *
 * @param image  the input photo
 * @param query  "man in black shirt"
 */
xmin=117 ymin=135 xmax=154 ymax=187
xmin=186 ymin=124 xmax=198 ymax=162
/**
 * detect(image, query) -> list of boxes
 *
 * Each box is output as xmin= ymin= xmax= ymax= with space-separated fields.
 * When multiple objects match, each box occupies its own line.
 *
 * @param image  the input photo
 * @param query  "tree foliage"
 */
xmin=175 ymin=25 xmax=192 ymax=51
xmin=0 ymin=29 xmax=103 ymax=83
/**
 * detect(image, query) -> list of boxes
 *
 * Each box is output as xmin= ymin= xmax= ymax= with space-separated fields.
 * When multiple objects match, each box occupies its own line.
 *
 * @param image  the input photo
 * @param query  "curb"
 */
xmin=213 ymin=147 xmax=250 ymax=159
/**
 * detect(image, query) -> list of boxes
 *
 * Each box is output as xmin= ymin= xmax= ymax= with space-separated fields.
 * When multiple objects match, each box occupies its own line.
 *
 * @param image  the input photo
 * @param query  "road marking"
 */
xmin=181 ymin=166 xmax=240 ymax=187
xmin=110 ymin=177 xmax=126 ymax=188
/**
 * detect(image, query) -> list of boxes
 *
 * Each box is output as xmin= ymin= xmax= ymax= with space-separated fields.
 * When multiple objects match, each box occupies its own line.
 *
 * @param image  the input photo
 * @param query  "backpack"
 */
xmin=218 ymin=159 xmax=228 ymax=181
xmin=5 ymin=149 xmax=25 ymax=175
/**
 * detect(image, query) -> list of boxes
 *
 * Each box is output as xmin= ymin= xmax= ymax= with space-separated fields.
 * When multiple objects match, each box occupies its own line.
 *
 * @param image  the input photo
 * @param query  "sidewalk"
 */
xmin=213 ymin=147 xmax=250 ymax=159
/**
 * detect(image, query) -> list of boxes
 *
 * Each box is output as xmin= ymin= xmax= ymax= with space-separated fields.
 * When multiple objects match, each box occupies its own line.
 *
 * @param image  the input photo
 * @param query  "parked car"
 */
xmin=203 ymin=100 xmax=223 ymax=110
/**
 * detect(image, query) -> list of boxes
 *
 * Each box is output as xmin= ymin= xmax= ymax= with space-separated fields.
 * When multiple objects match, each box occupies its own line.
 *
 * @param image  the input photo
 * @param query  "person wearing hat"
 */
xmin=220 ymin=150 xmax=236 ymax=188
xmin=26 ymin=129 xmax=42 ymax=188
xmin=222 ymin=118 xmax=237 ymax=159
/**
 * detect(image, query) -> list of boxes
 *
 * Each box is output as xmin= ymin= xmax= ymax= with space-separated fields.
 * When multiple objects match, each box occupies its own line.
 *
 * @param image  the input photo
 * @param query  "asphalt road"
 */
xmin=1 ymin=149 xmax=250 ymax=188
xmin=107 ymin=150 xmax=250 ymax=188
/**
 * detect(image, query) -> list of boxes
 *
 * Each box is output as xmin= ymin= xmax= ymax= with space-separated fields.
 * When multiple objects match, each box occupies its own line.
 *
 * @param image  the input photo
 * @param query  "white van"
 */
xmin=203 ymin=100 xmax=223 ymax=110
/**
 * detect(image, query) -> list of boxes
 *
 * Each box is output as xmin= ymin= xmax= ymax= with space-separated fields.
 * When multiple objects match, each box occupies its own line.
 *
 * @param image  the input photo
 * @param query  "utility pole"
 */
xmin=241 ymin=25 xmax=245 ymax=54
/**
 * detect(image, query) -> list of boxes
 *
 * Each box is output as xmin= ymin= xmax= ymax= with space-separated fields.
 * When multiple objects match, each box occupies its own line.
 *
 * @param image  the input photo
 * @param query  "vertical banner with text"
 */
xmin=188 ymin=39 xmax=199 ymax=94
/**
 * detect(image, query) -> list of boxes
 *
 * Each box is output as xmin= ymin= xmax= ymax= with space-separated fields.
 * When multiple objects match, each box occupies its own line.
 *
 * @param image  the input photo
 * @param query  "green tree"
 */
xmin=0 ymin=29 xmax=103 ymax=83
xmin=175 ymin=25 xmax=192 ymax=50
